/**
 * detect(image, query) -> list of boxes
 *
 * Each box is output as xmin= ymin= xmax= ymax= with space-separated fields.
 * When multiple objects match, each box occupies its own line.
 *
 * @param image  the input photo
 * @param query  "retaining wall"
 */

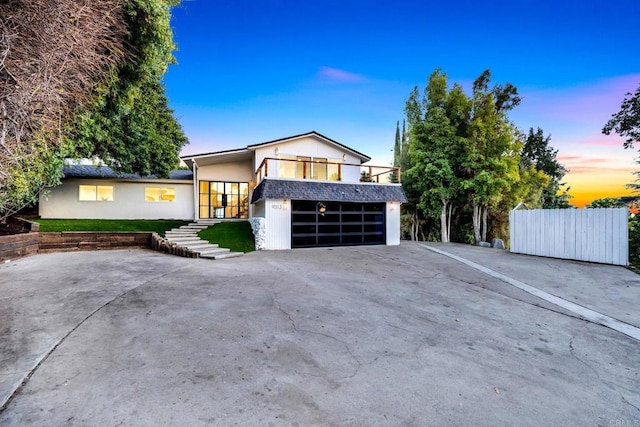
xmin=0 ymin=233 xmax=40 ymax=262
xmin=1 ymin=231 xmax=199 ymax=262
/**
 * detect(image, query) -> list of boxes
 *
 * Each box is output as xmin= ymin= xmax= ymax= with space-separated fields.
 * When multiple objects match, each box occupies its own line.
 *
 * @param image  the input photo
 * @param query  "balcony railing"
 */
xmin=255 ymin=157 xmax=401 ymax=185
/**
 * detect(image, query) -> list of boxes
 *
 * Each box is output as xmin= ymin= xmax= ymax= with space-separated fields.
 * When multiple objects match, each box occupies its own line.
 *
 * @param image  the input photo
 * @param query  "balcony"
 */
xmin=255 ymin=157 xmax=401 ymax=185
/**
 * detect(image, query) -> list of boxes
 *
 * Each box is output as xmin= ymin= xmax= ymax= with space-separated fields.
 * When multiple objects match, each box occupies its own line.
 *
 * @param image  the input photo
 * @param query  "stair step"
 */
xmin=197 ymin=248 xmax=230 ymax=256
xmin=165 ymin=231 xmax=197 ymax=236
xmin=183 ymin=243 xmax=219 ymax=250
xmin=165 ymin=239 xmax=204 ymax=245
xmin=202 ymin=252 xmax=244 ymax=260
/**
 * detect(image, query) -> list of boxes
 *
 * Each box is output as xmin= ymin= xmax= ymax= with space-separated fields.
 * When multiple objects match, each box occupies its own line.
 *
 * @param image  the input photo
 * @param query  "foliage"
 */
xmin=603 ymin=84 xmax=640 ymax=150
xmin=0 ymin=0 xmax=186 ymax=222
xmin=522 ymin=127 xmax=572 ymax=208
xmin=628 ymin=213 xmax=640 ymax=273
xmin=198 ymin=222 xmax=255 ymax=253
xmin=399 ymin=68 xmax=569 ymax=245
xmin=585 ymin=197 xmax=625 ymax=208
xmin=68 ymin=0 xmax=188 ymax=178
xmin=35 ymin=218 xmax=188 ymax=233
xmin=603 ymin=84 xmax=640 ymax=192
xmin=0 ymin=0 xmax=128 ymax=221
xmin=404 ymin=69 xmax=468 ymax=242
xmin=461 ymin=70 xmax=523 ymax=243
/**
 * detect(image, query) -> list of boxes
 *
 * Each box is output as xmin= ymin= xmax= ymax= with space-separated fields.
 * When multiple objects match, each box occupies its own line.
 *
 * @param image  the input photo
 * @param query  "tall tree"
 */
xmin=462 ymin=70 xmax=522 ymax=243
xmin=68 ymin=0 xmax=188 ymax=178
xmin=393 ymin=121 xmax=401 ymax=167
xmin=603 ymin=84 xmax=640 ymax=190
xmin=522 ymin=127 xmax=572 ymax=208
xmin=405 ymin=69 xmax=467 ymax=242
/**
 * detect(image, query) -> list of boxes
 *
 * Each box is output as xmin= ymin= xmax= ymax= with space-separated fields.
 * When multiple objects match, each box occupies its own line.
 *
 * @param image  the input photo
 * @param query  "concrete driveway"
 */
xmin=1 ymin=243 xmax=639 ymax=426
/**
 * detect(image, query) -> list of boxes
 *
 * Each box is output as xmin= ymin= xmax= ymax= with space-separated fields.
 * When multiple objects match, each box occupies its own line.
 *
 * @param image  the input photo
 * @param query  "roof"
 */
xmin=63 ymin=164 xmax=193 ymax=180
xmin=251 ymin=178 xmax=407 ymax=204
xmin=181 ymin=131 xmax=371 ymax=165
xmin=247 ymin=131 xmax=371 ymax=162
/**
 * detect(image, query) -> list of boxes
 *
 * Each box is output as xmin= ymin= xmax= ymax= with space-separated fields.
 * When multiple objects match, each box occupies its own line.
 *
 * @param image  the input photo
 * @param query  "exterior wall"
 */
xmin=386 ymin=201 xmax=401 ymax=245
xmin=39 ymin=178 xmax=194 ymax=219
xmin=253 ymin=200 xmax=265 ymax=217
xmin=264 ymin=198 xmax=291 ymax=250
xmin=254 ymin=136 xmax=363 ymax=183
xmin=196 ymin=160 xmax=254 ymax=183
xmin=510 ymin=208 xmax=628 ymax=266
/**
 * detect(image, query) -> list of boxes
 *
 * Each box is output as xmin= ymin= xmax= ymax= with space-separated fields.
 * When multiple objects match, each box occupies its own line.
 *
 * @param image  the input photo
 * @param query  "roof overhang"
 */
xmin=181 ymin=148 xmax=254 ymax=168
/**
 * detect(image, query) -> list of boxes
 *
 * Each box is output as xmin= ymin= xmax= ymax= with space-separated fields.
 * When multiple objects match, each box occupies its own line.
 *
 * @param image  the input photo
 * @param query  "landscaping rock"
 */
xmin=491 ymin=238 xmax=505 ymax=249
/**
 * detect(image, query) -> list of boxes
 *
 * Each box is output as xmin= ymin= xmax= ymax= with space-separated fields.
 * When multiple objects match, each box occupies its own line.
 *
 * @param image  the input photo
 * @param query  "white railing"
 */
xmin=509 ymin=207 xmax=628 ymax=266
xmin=254 ymin=157 xmax=400 ymax=185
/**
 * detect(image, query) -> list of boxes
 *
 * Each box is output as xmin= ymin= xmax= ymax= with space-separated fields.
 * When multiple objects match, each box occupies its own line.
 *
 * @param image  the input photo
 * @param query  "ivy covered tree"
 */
xmin=68 ymin=0 xmax=188 ymax=178
xmin=0 ymin=0 xmax=186 ymax=222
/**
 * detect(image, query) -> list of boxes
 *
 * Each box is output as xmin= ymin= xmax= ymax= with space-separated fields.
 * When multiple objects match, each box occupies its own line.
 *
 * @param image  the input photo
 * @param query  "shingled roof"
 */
xmin=251 ymin=178 xmax=407 ymax=204
xmin=63 ymin=165 xmax=193 ymax=180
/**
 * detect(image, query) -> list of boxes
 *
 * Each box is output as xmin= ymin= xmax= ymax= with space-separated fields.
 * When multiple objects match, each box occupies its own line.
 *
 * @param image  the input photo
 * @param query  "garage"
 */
xmin=291 ymin=201 xmax=386 ymax=248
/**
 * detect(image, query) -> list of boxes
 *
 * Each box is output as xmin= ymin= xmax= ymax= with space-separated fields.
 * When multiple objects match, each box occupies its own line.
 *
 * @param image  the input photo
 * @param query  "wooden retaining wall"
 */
xmin=38 ymin=232 xmax=152 ymax=253
xmin=0 ymin=233 xmax=40 ymax=262
xmin=0 ymin=231 xmax=200 ymax=262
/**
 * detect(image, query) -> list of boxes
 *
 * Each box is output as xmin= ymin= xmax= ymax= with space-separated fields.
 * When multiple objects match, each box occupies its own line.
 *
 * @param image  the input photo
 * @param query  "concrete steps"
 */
xmin=163 ymin=220 xmax=244 ymax=260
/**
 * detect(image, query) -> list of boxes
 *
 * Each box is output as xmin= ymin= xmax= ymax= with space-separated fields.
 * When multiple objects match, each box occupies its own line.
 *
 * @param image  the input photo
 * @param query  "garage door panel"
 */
xmin=291 ymin=201 xmax=385 ymax=248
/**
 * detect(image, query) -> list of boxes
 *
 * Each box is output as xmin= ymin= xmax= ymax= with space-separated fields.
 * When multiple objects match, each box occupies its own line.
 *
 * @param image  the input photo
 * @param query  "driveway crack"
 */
xmin=569 ymin=329 xmax=640 ymax=413
xmin=271 ymin=296 xmax=363 ymax=380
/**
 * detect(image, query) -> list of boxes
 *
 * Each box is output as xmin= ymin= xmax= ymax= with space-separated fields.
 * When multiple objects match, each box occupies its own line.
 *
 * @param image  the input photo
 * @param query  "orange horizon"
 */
xmin=563 ymin=169 xmax=636 ymax=208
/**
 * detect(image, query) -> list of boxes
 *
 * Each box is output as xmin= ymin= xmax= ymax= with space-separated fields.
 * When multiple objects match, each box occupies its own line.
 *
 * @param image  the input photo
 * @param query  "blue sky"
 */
xmin=164 ymin=0 xmax=640 ymax=206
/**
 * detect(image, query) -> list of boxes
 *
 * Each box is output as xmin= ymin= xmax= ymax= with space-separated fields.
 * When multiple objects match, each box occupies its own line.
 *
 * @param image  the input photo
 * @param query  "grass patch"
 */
xmin=198 ymin=221 xmax=255 ymax=253
xmin=35 ymin=219 xmax=189 ymax=234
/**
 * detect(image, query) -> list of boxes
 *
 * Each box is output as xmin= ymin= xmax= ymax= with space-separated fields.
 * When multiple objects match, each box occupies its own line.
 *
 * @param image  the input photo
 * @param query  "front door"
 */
xmin=199 ymin=181 xmax=249 ymax=219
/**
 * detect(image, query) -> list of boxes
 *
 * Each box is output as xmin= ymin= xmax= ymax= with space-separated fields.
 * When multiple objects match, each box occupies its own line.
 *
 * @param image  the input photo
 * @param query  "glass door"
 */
xmin=199 ymin=181 xmax=249 ymax=219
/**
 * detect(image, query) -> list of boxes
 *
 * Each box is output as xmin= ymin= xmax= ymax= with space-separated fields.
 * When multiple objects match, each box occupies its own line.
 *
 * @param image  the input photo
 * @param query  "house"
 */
xmin=39 ymin=131 xmax=407 ymax=249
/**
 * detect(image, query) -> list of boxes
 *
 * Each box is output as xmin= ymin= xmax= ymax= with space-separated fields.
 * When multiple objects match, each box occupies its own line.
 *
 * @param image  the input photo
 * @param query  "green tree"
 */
xmin=586 ymin=197 xmax=624 ymax=208
xmin=522 ymin=127 xmax=572 ymax=208
xmin=405 ymin=69 xmax=467 ymax=242
xmin=463 ymin=70 xmax=522 ymax=243
xmin=603 ymin=84 xmax=640 ymax=191
xmin=68 ymin=0 xmax=188 ymax=178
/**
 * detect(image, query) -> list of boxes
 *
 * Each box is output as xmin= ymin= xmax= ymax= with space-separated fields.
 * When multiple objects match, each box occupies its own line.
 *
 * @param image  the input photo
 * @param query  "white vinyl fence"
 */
xmin=509 ymin=208 xmax=628 ymax=266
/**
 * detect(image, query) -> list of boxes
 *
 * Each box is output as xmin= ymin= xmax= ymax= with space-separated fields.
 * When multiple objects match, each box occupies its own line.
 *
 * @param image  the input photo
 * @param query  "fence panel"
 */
xmin=509 ymin=208 xmax=628 ymax=266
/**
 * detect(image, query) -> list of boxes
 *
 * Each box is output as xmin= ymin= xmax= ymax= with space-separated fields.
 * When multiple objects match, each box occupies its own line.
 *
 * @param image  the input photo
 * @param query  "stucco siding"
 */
xmin=386 ymin=201 xmax=401 ymax=245
xmin=264 ymin=199 xmax=291 ymax=250
xmin=197 ymin=160 xmax=254 ymax=183
xmin=39 ymin=179 xmax=194 ymax=219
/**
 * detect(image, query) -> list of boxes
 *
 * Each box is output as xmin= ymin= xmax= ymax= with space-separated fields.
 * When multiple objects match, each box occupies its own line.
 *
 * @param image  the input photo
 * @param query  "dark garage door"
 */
xmin=291 ymin=201 xmax=386 ymax=248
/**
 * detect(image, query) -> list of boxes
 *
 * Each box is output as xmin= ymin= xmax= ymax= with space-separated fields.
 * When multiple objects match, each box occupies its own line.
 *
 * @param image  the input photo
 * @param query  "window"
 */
xmin=79 ymin=185 xmax=113 ymax=201
xmin=145 ymin=187 xmax=176 ymax=202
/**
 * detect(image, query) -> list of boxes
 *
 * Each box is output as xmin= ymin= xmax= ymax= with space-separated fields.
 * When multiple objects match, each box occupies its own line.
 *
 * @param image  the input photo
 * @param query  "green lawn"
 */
xmin=35 ymin=219 xmax=189 ymax=234
xmin=198 ymin=221 xmax=255 ymax=253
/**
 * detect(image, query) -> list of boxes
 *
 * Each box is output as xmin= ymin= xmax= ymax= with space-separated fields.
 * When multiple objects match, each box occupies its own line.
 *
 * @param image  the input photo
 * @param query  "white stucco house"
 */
xmin=39 ymin=131 xmax=407 ymax=249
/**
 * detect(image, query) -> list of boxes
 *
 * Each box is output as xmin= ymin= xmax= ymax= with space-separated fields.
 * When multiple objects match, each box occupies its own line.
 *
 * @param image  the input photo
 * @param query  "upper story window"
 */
xmin=145 ymin=187 xmax=176 ymax=202
xmin=79 ymin=185 xmax=113 ymax=201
